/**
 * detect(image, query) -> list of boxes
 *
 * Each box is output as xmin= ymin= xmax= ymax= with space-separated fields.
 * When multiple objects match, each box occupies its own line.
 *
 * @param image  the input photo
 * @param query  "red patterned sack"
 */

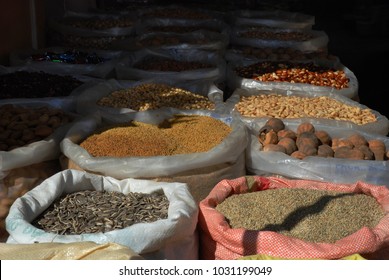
xmin=198 ymin=176 xmax=389 ymax=260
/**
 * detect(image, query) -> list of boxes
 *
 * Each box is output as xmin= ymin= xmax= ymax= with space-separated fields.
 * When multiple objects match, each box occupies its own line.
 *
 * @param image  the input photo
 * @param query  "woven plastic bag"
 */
xmin=198 ymin=176 xmax=389 ymax=260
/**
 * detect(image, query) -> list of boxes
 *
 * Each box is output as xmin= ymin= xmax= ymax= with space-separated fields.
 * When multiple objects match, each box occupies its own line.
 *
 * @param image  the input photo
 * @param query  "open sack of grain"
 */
xmin=60 ymin=108 xmax=248 ymax=203
xmin=198 ymin=176 xmax=389 ymax=260
xmin=0 ymin=241 xmax=144 ymax=260
xmin=5 ymin=169 xmax=198 ymax=260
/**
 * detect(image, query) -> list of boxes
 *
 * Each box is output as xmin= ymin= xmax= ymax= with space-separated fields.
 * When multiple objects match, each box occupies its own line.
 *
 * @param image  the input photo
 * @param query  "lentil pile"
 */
xmin=97 ymin=83 xmax=215 ymax=111
xmin=235 ymin=61 xmax=349 ymax=89
xmin=79 ymin=114 xmax=231 ymax=157
xmin=216 ymin=188 xmax=385 ymax=243
xmin=61 ymin=16 xmax=134 ymax=29
xmin=146 ymin=25 xmax=220 ymax=34
xmin=0 ymin=71 xmax=83 ymax=99
xmin=235 ymin=94 xmax=377 ymax=125
xmin=33 ymin=190 xmax=169 ymax=234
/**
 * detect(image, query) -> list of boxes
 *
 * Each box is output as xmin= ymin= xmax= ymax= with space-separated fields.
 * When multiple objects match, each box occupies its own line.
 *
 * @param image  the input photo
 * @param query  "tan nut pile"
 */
xmin=33 ymin=190 xmax=169 ymax=234
xmin=97 ymin=83 xmax=215 ymax=111
xmin=258 ymin=118 xmax=389 ymax=160
xmin=216 ymin=188 xmax=385 ymax=243
xmin=235 ymin=94 xmax=377 ymax=125
xmin=0 ymin=104 xmax=73 ymax=151
xmin=79 ymin=114 xmax=231 ymax=157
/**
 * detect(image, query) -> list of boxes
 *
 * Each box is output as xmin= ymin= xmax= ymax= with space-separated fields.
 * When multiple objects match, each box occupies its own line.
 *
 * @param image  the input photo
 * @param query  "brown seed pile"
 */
xmin=239 ymin=28 xmax=314 ymax=41
xmin=133 ymin=57 xmax=213 ymax=72
xmin=61 ymin=16 xmax=134 ymax=29
xmin=97 ymin=83 xmax=215 ymax=111
xmin=216 ymin=188 xmax=385 ymax=243
xmin=137 ymin=34 xmax=209 ymax=48
xmin=79 ymin=115 xmax=231 ymax=157
xmin=229 ymin=45 xmax=331 ymax=61
xmin=235 ymin=94 xmax=377 ymax=125
xmin=33 ymin=190 xmax=169 ymax=235
xmin=146 ymin=25 xmax=220 ymax=34
xmin=142 ymin=7 xmax=212 ymax=20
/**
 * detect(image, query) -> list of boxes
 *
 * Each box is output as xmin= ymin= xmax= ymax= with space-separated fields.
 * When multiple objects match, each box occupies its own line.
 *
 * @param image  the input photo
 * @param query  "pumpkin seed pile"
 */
xmin=33 ymin=190 xmax=169 ymax=235
xmin=215 ymin=188 xmax=385 ymax=243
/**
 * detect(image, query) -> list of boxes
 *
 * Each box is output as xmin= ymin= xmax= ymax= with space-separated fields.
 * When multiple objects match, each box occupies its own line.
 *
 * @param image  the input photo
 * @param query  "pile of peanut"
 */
xmin=235 ymin=61 xmax=349 ymax=89
xmin=133 ymin=57 xmax=213 ymax=72
xmin=258 ymin=118 xmax=389 ymax=160
xmin=0 ymin=104 xmax=73 ymax=151
xmin=97 ymin=83 xmax=215 ymax=111
xmin=234 ymin=94 xmax=377 ymax=125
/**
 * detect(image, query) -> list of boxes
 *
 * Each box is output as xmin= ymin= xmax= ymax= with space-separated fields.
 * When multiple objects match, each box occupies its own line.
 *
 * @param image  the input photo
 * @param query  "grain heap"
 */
xmin=215 ymin=188 xmax=385 ymax=243
xmin=79 ymin=114 xmax=231 ymax=157
xmin=33 ymin=190 xmax=169 ymax=234
xmin=96 ymin=83 xmax=215 ymax=111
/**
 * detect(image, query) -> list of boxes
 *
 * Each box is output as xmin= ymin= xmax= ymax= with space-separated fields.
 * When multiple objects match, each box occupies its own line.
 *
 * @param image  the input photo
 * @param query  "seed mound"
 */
xmin=79 ymin=114 xmax=232 ymax=157
xmin=215 ymin=188 xmax=385 ymax=243
xmin=33 ymin=190 xmax=169 ymax=235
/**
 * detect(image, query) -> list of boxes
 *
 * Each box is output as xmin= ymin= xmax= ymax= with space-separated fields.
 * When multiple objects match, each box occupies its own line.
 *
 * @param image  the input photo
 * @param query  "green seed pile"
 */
xmin=216 ymin=188 xmax=385 ymax=243
xmin=80 ymin=115 xmax=232 ymax=157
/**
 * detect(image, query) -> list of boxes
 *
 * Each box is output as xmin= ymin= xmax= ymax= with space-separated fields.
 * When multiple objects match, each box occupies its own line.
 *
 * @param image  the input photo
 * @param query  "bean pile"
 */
xmin=33 ymin=190 xmax=169 ymax=234
xmin=0 ymin=104 xmax=73 ymax=151
xmin=146 ymin=25 xmax=220 ymax=34
xmin=142 ymin=8 xmax=212 ymax=20
xmin=239 ymin=28 xmax=314 ymax=41
xmin=235 ymin=94 xmax=377 ymax=125
xmin=229 ymin=45 xmax=330 ymax=61
xmin=79 ymin=115 xmax=231 ymax=157
xmin=136 ymin=34 xmax=209 ymax=48
xmin=235 ymin=61 xmax=349 ymax=89
xmin=61 ymin=17 xmax=134 ymax=29
xmin=97 ymin=83 xmax=215 ymax=111
xmin=133 ymin=57 xmax=213 ymax=72
xmin=0 ymin=71 xmax=83 ymax=99
xmin=216 ymin=188 xmax=385 ymax=243
xmin=52 ymin=33 xmax=129 ymax=49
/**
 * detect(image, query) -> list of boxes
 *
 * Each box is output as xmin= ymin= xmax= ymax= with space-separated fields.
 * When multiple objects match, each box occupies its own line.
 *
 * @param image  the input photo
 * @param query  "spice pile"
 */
xmin=80 ymin=114 xmax=231 ymax=157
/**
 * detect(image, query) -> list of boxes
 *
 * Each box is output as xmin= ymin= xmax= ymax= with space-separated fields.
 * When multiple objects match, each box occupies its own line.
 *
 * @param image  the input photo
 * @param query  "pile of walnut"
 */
xmin=258 ymin=118 xmax=389 ymax=160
